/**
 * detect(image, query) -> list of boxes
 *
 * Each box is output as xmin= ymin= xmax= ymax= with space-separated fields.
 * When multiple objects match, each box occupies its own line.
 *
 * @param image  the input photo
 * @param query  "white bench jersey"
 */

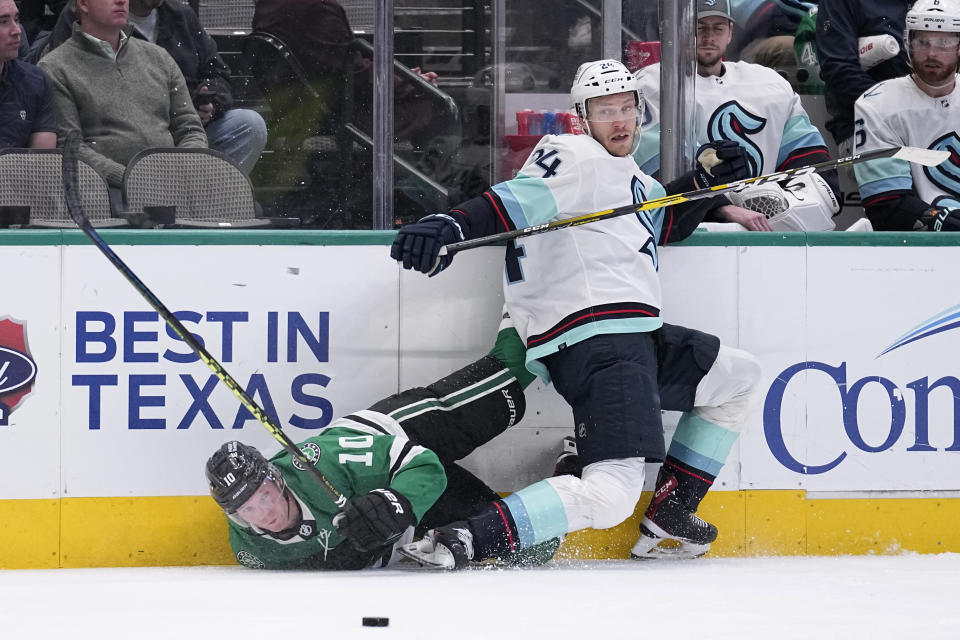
xmin=854 ymin=75 xmax=960 ymax=209
xmin=635 ymin=61 xmax=829 ymax=178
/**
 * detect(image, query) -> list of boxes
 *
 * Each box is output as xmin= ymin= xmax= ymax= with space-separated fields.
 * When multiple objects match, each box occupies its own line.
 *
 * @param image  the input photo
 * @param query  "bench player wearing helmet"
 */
xmin=853 ymin=0 xmax=960 ymax=231
xmin=391 ymin=59 xmax=763 ymax=569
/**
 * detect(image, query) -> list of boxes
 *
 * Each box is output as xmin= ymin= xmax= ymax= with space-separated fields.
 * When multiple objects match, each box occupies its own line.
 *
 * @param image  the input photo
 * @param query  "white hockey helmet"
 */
xmin=570 ymin=59 xmax=643 ymax=140
xmin=905 ymin=0 xmax=960 ymax=48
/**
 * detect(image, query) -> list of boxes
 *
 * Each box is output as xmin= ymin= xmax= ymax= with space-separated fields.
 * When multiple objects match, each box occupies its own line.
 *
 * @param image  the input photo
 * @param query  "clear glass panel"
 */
xmin=389 ymin=0 xmax=488 ymax=226
xmin=242 ymin=0 xmax=623 ymax=228
xmin=494 ymin=0 xmax=603 ymax=182
xmin=244 ymin=0 xmax=375 ymax=228
xmin=620 ymin=1 xmax=821 ymax=95
xmin=622 ymin=0 xmax=660 ymax=73
xmin=724 ymin=0 xmax=820 ymax=96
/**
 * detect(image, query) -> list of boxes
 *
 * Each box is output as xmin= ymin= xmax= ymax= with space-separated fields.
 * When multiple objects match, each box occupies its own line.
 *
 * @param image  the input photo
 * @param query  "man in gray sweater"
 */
xmin=38 ymin=0 xmax=206 ymax=188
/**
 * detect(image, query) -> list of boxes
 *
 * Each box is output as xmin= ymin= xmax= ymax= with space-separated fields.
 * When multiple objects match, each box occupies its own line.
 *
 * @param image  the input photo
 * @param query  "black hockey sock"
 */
xmin=465 ymin=500 xmax=520 ymax=560
xmin=659 ymin=457 xmax=716 ymax=512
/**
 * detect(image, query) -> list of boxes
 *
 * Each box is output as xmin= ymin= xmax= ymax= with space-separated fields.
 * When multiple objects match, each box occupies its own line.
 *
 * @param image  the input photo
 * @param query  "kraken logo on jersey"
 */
xmin=632 ymin=175 xmax=647 ymax=204
xmin=923 ymin=132 xmax=960 ymax=199
xmin=707 ymin=101 xmax=767 ymax=177
xmin=631 ymin=176 xmax=659 ymax=271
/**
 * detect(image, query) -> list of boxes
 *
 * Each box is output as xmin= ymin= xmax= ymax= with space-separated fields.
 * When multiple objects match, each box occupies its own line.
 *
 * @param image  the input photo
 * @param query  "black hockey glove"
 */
xmin=694 ymin=140 xmax=750 ymax=187
xmin=390 ymin=214 xmax=465 ymax=276
xmin=333 ymin=488 xmax=416 ymax=553
xmin=916 ymin=206 xmax=960 ymax=232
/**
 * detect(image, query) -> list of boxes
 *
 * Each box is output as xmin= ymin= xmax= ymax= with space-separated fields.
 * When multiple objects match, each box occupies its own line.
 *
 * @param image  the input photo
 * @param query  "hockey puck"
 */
xmin=362 ymin=617 xmax=389 ymax=627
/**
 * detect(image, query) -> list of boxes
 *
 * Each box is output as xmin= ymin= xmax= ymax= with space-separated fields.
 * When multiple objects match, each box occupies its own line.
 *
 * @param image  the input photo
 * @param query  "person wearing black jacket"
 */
xmin=815 ymin=0 xmax=912 ymax=148
xmin=47 ymin=0 xmax=266 ymax=174
xmin=2 ymin=0 xmax=56 ymax=149
xmin=16 ymin=0 xmax=67 ymax=41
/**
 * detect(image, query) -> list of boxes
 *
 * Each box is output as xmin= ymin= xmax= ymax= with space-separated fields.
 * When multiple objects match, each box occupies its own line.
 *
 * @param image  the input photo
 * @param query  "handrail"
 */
xmin=243 ymin=32 xmax=322 ymax=100
xmin=350 ymin=37 xmax=461 ymax=126
xmin=344 ymin=124 xmax=449 ymax=199
xmin=241 ymin=31 xmax=451 ymax=206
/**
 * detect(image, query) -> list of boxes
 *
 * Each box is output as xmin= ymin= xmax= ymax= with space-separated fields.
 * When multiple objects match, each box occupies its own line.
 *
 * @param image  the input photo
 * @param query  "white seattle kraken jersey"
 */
xmin=489 ymin=134 xmax=667 ymax=381
xmin=854 ymin=75 xmax=960 ymax=209
xmin=634 ymin=61 xmax=827 ymax=178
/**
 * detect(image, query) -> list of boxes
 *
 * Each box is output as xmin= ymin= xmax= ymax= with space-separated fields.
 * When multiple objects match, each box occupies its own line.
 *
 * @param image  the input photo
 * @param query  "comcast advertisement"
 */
xmin=740 ymin=246 xmax=960 ymax=491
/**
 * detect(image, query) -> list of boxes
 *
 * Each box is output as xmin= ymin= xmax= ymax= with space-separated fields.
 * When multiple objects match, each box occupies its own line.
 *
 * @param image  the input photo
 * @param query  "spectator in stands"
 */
xmin=816 ymin=0 xmax=911 ymax=151
xmin=46 ymin=0 xmax=267 ymax=174
xmin=0 ymin=0 xmax=55 ymax=149
xmin=251 ymin=0 xmax=439 ymax=145
xmin=17 ymin=0 xmax=66 ymax=41
xmin=128 ymin=0 xmax=266 ymax=173
xmin=38 ymin=0 xmax=206 ymax=190
xmin=17 ymin=19 xmax=29 ymax=58
xmin=735 ymin=0 xmax=813 ymax=68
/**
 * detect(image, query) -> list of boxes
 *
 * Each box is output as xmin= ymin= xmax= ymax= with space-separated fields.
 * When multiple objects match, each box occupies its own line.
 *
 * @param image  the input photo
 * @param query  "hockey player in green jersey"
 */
xmin=206 ymin=326 xmax=551 ymax=570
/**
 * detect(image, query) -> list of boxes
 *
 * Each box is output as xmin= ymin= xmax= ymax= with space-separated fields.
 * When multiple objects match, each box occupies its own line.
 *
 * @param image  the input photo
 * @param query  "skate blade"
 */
xmin=397 ymin=540 xmax=457 ymax=570
xmin=630 ymin=535 xmax=710 ymax=561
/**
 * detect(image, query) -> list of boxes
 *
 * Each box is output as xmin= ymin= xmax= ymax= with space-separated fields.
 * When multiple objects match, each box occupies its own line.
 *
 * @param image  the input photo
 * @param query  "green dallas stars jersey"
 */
xmin=227 ymin=410 xmax=446 ymax=570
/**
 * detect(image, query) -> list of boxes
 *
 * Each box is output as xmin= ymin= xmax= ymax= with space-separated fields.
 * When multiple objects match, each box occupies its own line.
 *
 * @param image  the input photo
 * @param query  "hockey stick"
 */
xmin=60 ymin=133 xmax=347 ymax=507
xmin=440 ymin=146 xmax=949 ymax=254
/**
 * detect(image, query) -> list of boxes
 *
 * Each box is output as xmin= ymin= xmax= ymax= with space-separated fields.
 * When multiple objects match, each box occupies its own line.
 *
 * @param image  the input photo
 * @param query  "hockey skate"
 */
xmin=399 ymin=523 xmax=474 ymax=570
xmin=630 ymin=475 xmax=718 ymax=561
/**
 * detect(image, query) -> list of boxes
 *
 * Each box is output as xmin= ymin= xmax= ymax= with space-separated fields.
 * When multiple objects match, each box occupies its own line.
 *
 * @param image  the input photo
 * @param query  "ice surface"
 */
xmin=1 ymin=555 xmax=958 ymax=639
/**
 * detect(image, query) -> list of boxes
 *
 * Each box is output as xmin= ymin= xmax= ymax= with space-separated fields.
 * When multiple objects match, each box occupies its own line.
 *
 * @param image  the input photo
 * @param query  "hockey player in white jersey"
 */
xmin=391 ymin=59 xmax=763 ymax=567
xmin=635 ymin=0 xmax=840 ymax=232
xmin=853 ymin=0 xmax=960 ymax=231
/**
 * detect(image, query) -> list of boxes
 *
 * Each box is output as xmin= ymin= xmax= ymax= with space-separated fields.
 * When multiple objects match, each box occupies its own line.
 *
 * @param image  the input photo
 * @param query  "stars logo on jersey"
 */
xmin=923 ymin=132 xmax=960 ymax=198
xmin=708 ymin=101 xmax=767 ymax=177
xmin=292 ymin=442 xmax=322 ymax=470
xmin=236 ymin=550 xmax=265 ymax=569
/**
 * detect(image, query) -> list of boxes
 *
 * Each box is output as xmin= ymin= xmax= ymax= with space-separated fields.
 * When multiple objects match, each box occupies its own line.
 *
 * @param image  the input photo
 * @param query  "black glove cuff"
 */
xmin=372 ymin=488 xmax=416 ymax=527
xmin=664 ymin=171 xmax=698 ymax=196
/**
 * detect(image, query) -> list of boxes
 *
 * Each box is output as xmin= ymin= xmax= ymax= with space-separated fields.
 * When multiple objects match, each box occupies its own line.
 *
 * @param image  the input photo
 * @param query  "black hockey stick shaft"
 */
xmin=60 ymin=134 xmax=347 ymax=507
xmin=440 ymin=145 xmax=949 ymax=254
